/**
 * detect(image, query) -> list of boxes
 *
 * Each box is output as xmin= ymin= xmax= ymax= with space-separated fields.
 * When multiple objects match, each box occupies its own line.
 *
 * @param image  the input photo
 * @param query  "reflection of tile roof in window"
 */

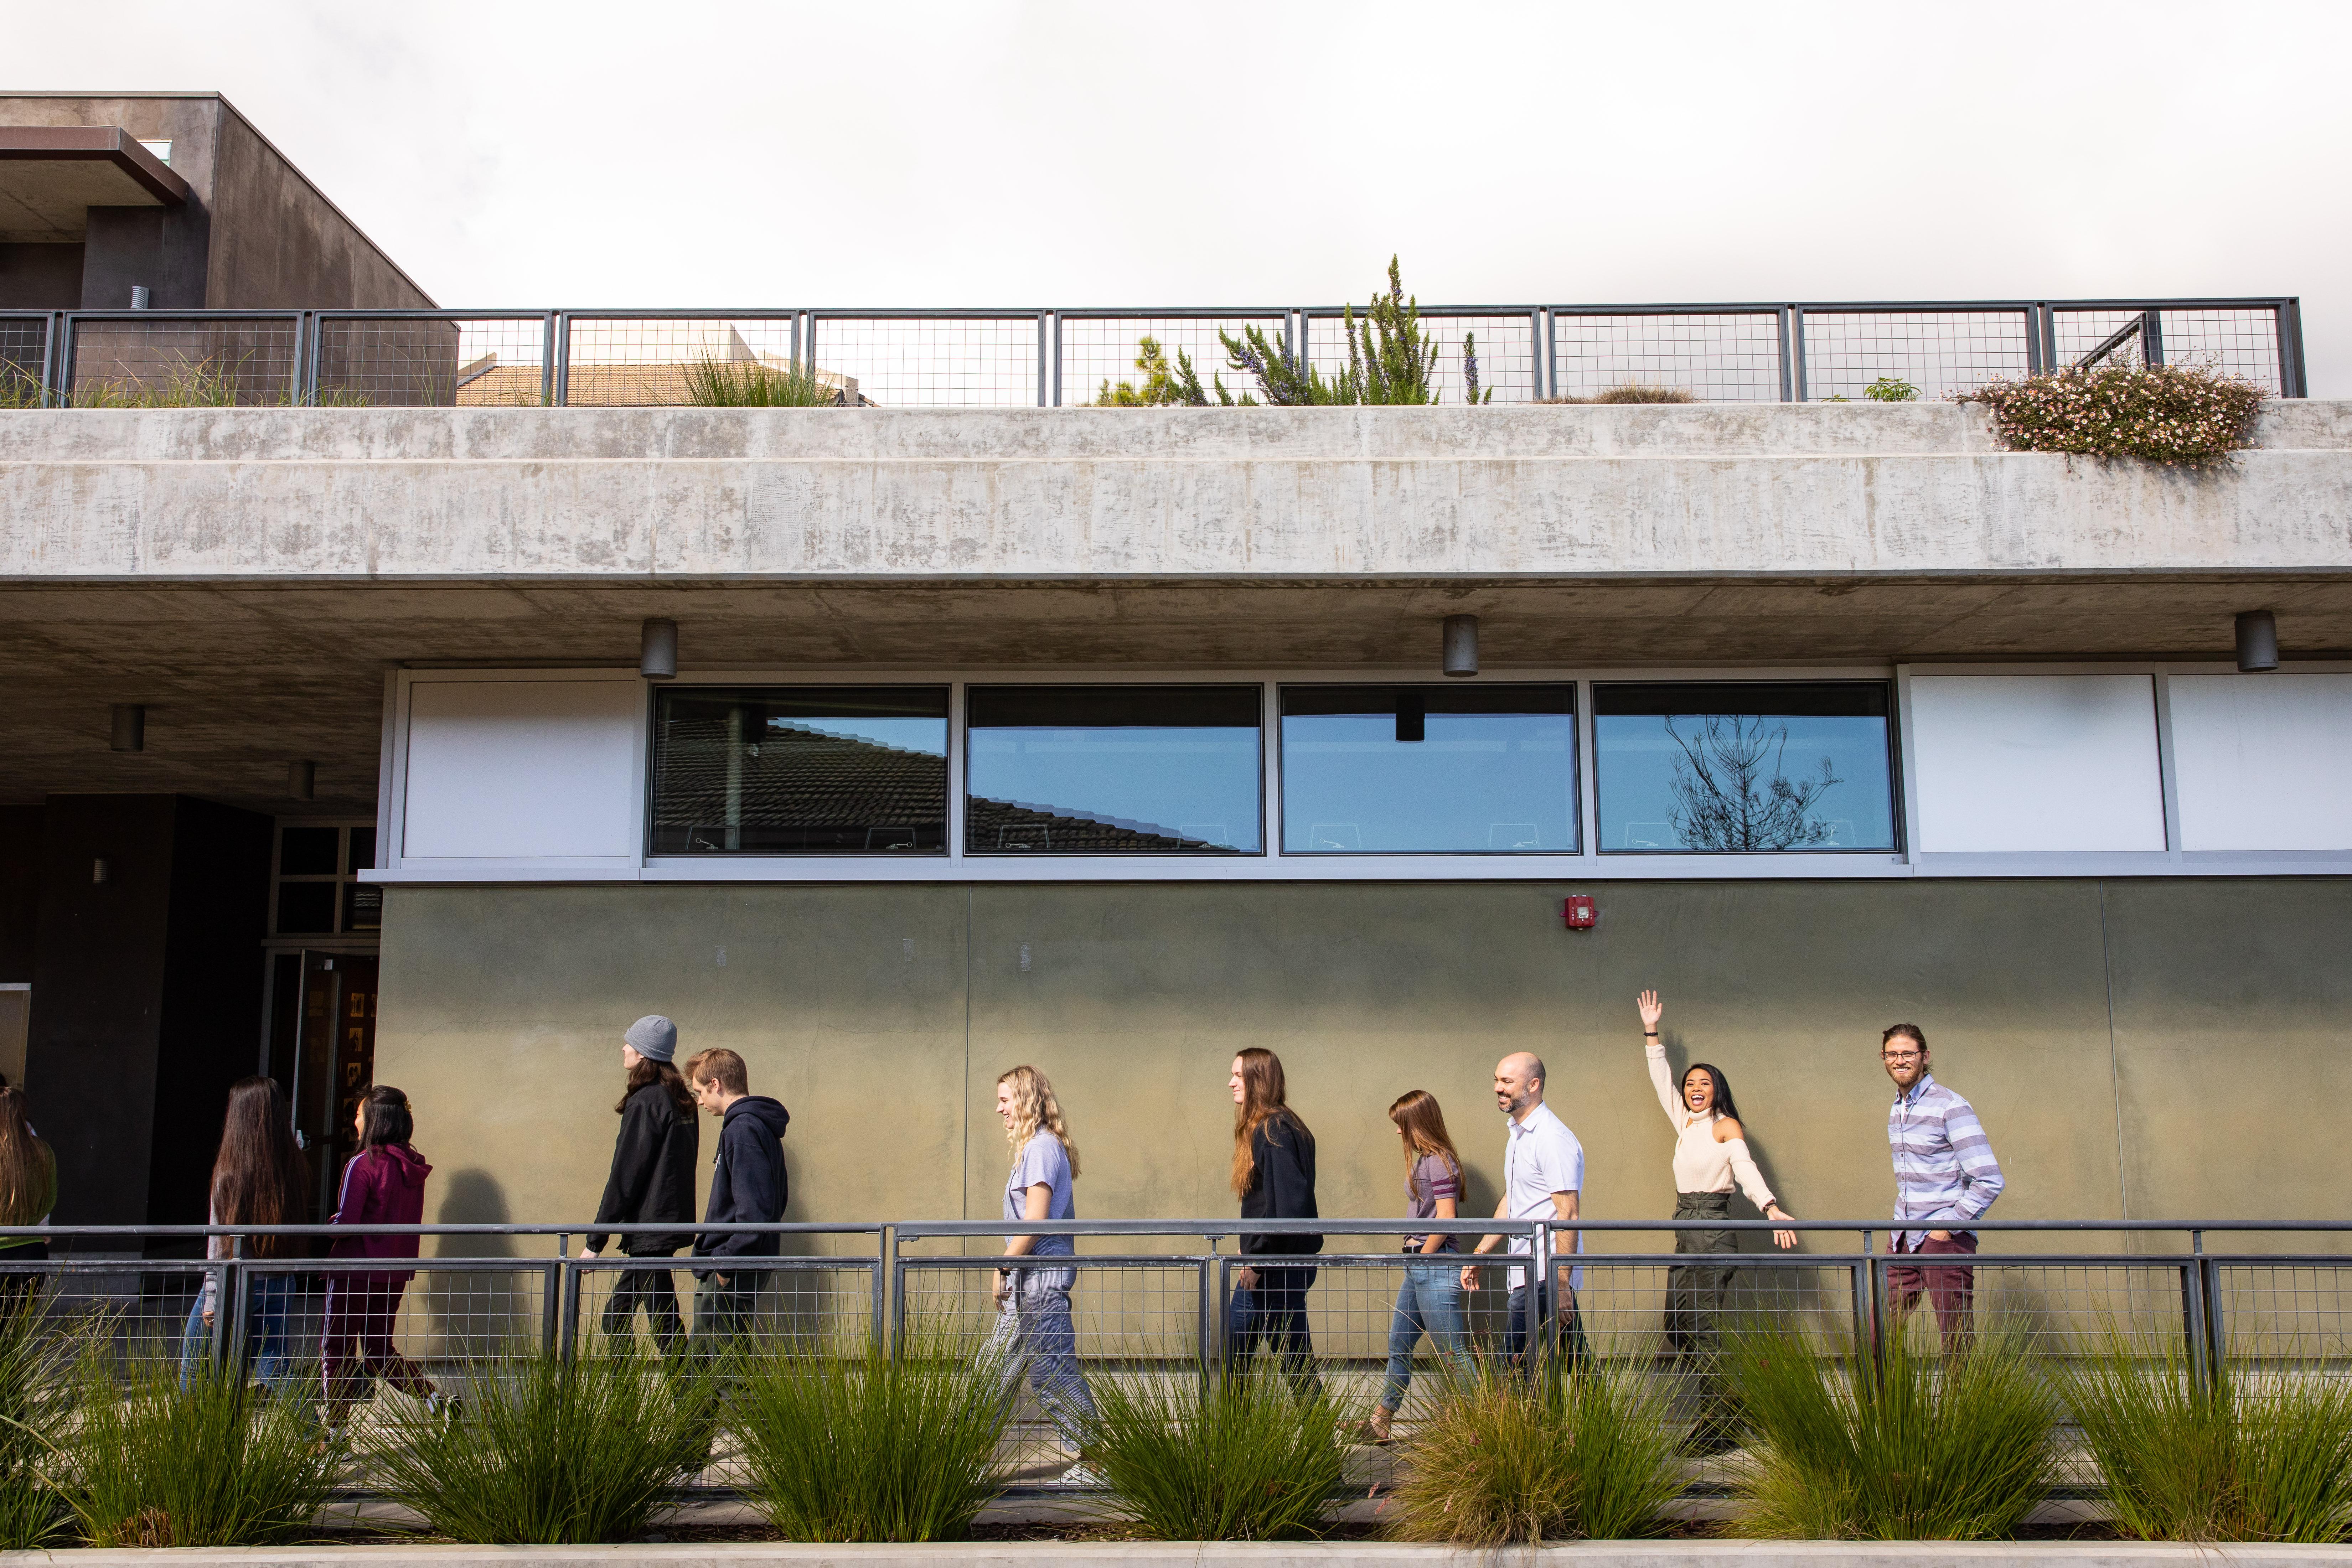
xmin=655 ymin=721 xmax=1215 ymax=853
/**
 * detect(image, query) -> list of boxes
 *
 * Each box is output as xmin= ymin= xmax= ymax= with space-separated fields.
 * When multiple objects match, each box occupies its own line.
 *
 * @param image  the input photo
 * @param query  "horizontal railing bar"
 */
xmin=6 ymin=1221 xmax=884 ymax=1237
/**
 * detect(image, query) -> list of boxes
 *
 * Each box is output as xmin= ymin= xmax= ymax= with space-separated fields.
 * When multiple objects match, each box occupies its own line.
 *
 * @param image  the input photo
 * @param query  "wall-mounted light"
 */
xmin=91 ymin=858 xmax=109 ymax=885
xmin=109 ymin=704 xmax=145 ymax=752
xmin=288 ymin=761 xmax=316 ymax=802
xmin=1442 ymin=615 xmax=1479 ymax=678
xmin=2235 ymin=610 xmax=2279 ymax=673
xmin=129 ymin=285 xmax=151 ymax=310
xmin=640 ymin=617 xmax=679 ymax=680
xmin=1395 ymin=691 xmax=1427 ymax=743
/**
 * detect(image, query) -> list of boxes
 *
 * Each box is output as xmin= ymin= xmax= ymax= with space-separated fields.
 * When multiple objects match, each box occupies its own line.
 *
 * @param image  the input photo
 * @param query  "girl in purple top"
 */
xmin=321 ymin=1085 xmax=448 ymax=1423
xmin=1364 ymin=1090 xmax=1472 ymax=1443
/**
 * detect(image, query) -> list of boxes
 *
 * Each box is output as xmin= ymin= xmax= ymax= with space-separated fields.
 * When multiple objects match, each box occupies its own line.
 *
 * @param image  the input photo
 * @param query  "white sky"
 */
xmin=9 ymin=0 xmax=2351 ymax=393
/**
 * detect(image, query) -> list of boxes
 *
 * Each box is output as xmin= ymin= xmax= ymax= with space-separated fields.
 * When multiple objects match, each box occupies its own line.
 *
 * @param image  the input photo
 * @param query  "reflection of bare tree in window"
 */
xmin=1664 ymin=714 xmax=1843 ymax=850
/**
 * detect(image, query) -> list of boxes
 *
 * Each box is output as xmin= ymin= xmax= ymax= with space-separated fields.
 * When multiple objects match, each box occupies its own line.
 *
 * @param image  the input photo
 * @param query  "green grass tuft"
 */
xmin=55 ymin=1339 xmax=341 ymax=1547
xmin=1727 ymin=1324 xmax=2058 ymax=1540
xmin=371 ymin=1350 xmax=710 ymax=1543
xmin=681 ymin=355 xmax=842 ymax=407
xmin=0 ymin=1286 xmax=83 ymax=1548
xmin=1083 ymin=1370 xmax=1347 ymax=1541
xmin=732 ymin=1326 xmax=1013 ymax=1542
xmin=1384 ymin=1361 xmax=1684 ymax=1544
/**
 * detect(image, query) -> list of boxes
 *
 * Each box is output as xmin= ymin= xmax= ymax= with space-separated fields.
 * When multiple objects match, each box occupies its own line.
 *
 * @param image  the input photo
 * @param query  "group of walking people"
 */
xmin=0 ymin=987 xmax=2005 ymax=1458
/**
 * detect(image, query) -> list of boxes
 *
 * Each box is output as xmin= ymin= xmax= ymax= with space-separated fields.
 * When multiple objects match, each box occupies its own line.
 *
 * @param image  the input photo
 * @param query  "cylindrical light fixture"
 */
xmin=110 ymin=704 xmax=145 ymax=752
xmin=640 ymin=617 xmax=679 ymax=680
xmin=2235 ymin=610 xmax=2279 ymax=673
xmin=288 ymin=761 xmax=317 ymax=801
xmin=1442 ymin=614 xmax=1480 ymax=678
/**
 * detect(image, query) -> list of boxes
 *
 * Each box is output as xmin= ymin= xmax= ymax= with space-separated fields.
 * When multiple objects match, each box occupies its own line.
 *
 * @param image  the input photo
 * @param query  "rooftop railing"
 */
xmin=0 ymin=296 xmax=2308 ymax=411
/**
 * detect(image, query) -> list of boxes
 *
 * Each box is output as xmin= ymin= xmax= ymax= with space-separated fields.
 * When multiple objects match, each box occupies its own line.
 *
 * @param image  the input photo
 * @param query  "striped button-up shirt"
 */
xmin=1888 ymin=1073 xmax=2003 ymax=1249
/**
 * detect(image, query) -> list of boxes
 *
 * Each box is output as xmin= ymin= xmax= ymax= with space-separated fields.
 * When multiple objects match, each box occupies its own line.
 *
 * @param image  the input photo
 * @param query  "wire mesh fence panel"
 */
xmin=1550 ymin=311 xmax=1785 ymax=403
xmin=0 ymin=313 xmax=50 ymax=405
xmin=1056 ymin=315 xmax=1286 ymax=406
xmin=2213 ymin=1261 xmax=2352 ymax=1365
xmin=68 ymin=316 xmax=299 ymax=406
xmin=315 ymin=315 xmax=543 ymax=407
xmin=561 ymin=316 xmax=821 ymax=407
xmin=1297 ymin=311 xmax=1541 ymax=405
xmin=808 ymin=315 xmax=1041 ymax=408
xmin=575 ymin=1256 xmax=876 ymax=1360
xmin=1800 ymin=310 xmax=2034 ymax=402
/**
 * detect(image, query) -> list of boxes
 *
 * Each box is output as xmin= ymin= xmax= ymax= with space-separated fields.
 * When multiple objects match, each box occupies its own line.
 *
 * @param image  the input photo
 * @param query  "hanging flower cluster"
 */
xmin=1956 ymin=362 xmax=2266 ymax=470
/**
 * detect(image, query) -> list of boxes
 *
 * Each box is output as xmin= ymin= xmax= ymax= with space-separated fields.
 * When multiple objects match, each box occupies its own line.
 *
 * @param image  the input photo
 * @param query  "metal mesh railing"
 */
xmin=0 ymin=297 xmax=2303 ymax=411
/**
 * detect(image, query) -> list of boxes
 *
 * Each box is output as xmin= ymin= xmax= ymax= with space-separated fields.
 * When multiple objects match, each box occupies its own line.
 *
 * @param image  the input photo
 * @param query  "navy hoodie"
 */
xmin=693 ymin=1095 xmax=790 ymax=1267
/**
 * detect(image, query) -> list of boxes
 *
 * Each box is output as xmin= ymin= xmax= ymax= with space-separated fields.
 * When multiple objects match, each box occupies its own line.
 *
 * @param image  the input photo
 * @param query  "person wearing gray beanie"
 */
xmin=623 ymin=1015 xmax=677 ymax=1065
xmin=581 ymin=1014 xmax=697 ymax=1354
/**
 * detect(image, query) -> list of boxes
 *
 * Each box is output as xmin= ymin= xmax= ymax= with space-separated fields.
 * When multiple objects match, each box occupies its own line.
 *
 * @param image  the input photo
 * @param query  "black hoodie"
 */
xmin=587 ymin=1080 xmax=699 ymax=1256
xmin=692 ymin=1094 xmax=790 ymax=1266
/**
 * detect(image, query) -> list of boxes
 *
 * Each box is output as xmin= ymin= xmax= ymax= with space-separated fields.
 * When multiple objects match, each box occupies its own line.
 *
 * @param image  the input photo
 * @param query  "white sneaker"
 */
xmin=1054 ymin=1461 xmax=1105 ymax=1488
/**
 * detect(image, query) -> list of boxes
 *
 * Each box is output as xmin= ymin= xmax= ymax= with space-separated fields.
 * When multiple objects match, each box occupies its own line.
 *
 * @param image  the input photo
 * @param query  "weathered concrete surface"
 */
xmin=374 ymin=878 xmax=2352 ymax=1250
xmin=10 ymin=1549 xmax=2352 ymax=1568
xmin=4 ymin=402 xmax=2349 ymax=581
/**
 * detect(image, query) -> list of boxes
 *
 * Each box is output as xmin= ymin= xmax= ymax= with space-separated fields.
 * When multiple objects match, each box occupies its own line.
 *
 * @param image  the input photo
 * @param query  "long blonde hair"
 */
xmin=0 ymin=1087 xmax=55 ymax=1228
xmin=997 ymin=1065 xmax=1081 ymax=1178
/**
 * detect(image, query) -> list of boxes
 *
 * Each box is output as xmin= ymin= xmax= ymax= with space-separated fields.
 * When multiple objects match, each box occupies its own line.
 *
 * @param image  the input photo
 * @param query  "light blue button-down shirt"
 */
xmin=1888 ymin=1072 xmax=2004 ymax=1250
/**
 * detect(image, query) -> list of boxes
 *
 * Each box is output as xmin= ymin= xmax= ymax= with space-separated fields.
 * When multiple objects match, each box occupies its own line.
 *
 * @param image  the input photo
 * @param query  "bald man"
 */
xmin=1464 ymin=1050 xmax=1591 ymax=1371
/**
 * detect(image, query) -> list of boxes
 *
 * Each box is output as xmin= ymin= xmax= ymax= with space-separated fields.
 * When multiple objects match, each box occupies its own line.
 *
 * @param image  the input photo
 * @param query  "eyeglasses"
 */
xmin=1881 ymin=1049 xmax=1923 ymax=1062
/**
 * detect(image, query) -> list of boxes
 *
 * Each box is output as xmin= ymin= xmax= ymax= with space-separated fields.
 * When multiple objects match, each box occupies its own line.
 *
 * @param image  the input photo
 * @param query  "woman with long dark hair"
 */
xmin=321 ymin=1085 xmax=446 ymax=1423
xmin=580 ymin=1016 xmax=698 ymax=1355
xmin=1638 ymin=989 xmax=1797 ymax=1448
xmin=1224 ymin=1049 xmax=1321 ymax=1393
xmin=1363 ymin=1090 xmax=1470 ymax=1443
xmin=181 ymin=1076 xmax=311 ymax=1396
xmin=0 ymin=1087 xmax=55 ymax=1319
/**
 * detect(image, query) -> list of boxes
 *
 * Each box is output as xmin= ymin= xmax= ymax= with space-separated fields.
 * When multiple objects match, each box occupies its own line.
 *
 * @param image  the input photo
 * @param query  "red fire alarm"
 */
xmin=1563 ymin=894 xmax=1597 ymax=930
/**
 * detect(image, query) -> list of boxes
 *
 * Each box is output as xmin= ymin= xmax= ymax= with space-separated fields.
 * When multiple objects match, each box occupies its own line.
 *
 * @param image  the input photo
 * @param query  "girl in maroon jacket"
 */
xmin=321 ymin=1085 xmax=446 ymax=1420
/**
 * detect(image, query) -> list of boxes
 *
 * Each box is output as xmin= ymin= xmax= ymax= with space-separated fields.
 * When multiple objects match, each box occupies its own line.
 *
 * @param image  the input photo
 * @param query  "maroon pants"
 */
xmin=1887 ymin=1231 xmax=1977 ymax=1351
xmin=321 ymin=1275 xmax=433 ymax=1405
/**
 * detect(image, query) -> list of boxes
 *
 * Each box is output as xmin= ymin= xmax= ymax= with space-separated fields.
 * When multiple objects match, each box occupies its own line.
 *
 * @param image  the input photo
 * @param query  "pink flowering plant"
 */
xmin=1956 ymin=362 xmax=2265 ymax=470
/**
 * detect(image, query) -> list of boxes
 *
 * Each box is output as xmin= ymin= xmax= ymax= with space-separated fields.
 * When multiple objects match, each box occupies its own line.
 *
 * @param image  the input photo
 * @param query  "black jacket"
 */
xmin=692 ymin=1095 xmax=790 ymax=1266
xmin=588 ymin=1081 xmax=699 ymax=1255
xmin=1238 ymin=1111 xmax=1322 ymax=1259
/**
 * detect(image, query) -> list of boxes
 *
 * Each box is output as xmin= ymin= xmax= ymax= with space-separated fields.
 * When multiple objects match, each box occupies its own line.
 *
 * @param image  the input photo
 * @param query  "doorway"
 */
xmin=290 ymin=952 xmax=378 ymax=1219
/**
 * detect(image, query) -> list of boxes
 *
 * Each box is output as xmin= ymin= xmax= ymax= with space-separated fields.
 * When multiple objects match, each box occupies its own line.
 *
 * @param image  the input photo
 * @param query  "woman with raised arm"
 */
xmin=1638 ymin=989 xmax=1796 ymax=1448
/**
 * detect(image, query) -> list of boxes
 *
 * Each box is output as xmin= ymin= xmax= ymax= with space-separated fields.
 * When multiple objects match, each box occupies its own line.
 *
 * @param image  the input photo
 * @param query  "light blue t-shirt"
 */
xmin=1004 ymin=1130 xmax=1075 ymax=1258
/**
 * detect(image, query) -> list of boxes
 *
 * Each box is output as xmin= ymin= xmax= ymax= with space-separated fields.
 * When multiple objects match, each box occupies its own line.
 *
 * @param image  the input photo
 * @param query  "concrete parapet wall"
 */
xmin=3 ymin=403 xmax=2348 ymax=581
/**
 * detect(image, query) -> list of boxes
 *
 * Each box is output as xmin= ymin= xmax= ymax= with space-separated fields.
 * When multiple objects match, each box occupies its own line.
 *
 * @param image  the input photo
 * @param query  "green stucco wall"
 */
xmin=374 ymin=879 xmax=2352 ymax=1256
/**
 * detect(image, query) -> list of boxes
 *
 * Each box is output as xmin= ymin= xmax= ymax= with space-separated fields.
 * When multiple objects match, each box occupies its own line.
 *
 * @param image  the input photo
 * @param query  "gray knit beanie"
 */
xmin=623 ymin=1015 xmax=677 ymax=1064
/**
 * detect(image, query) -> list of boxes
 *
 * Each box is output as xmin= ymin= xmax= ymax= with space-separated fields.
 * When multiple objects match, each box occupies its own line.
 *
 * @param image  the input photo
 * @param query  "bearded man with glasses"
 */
xmin=1881 ymin=1024 xmax=2003 ymax=1352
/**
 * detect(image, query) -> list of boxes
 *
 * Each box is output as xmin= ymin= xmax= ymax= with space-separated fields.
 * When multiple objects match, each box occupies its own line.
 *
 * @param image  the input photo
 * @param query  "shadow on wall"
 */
xmin=419 ymin=1167 xmax=535 ymax=1359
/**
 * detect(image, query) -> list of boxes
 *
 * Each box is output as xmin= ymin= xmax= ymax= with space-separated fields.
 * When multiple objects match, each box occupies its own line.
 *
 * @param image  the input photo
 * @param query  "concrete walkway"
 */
xmin=8 ymin=1545 xmax=2352 ymax=1567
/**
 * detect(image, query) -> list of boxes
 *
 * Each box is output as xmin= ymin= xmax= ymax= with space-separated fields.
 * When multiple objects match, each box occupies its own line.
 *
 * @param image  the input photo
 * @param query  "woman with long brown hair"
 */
xmin=0 ymin=1086 xmax=56 ymax=1318
xmin=1363 ymin=1089 xmax=1470 ymax=1443
xmin=579 ymin=1016 xmax=698 ymax=1356
xmin=181 ymin=1076 xmax=311 ymax=1397
xmin=1223 ymin=1048 xmax=1321 ymax=1392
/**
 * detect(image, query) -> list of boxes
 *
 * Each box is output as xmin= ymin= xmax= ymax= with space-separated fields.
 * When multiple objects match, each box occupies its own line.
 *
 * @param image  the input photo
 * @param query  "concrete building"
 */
xmin=2 ymin=390 xmax=2348 ymax=1251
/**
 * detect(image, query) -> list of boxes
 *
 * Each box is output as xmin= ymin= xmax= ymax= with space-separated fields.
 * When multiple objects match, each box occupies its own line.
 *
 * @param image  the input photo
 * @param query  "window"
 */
xmin=651 ymin=687 xmax=949 ymax=853
xmin=966 ymin=686 xmax=1262 ymax=854
xmin=271 ymin=822 xmax=378 ymax=934
xmin=1280 ymin=685 xmax=1578 ymax=853
xmin=1594 ymin=682 xmax=1896 ymax=852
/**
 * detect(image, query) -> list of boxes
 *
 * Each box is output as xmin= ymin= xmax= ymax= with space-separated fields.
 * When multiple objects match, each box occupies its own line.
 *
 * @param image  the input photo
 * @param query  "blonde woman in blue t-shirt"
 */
xmin=991 ymin=1064 xmax=1099 ymax=1483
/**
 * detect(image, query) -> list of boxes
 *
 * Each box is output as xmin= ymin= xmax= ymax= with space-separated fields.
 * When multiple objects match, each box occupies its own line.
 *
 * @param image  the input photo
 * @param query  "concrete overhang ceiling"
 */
xmin=0 ymin=126 xmax=188 ymax=242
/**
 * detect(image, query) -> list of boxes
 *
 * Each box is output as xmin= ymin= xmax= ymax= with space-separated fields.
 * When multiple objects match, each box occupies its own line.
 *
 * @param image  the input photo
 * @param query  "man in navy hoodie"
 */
xmin=683 ymin=1047 xmax=789 ymax=1349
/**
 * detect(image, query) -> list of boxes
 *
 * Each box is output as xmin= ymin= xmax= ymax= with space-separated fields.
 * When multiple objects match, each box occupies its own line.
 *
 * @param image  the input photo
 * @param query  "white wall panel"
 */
xmin=2170 ymin=674 xmax=2352 ymax=851
xmin=402 ymin=680 xmax=641 ymax=860
xmin=1910 ymin=675 xmax=2165 ymax=852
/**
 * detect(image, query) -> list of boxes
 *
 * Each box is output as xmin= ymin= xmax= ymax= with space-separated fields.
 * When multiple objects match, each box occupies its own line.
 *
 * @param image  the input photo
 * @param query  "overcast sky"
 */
xmin=10 ymin=0 xmax=2350 ymax=393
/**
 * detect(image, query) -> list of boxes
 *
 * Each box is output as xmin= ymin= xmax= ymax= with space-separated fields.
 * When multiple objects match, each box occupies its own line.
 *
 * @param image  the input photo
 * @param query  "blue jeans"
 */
xmin=989 ymin=1266 xmax=1097 ymax=1449
xmin=181 ymin=1273 xmax=307 ymax=1406
xmin=1379 ymin=1261 xmax=1469 ymax=1412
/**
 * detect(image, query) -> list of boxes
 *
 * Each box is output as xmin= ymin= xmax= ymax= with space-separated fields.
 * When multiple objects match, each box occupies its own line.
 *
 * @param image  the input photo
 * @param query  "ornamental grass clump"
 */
xmin=1083 ymin=1371 xmax=1347 ymax=1540
xmin=2063 ymin=1334 xmax=2352 ymax=1541
xmin=682 ymin=354 xmax=841 ymax=407
xmin=0 ymin=1287 xmax=82 ymax=1548
xmin=1727 ymin=1325 xmax=2058 ymax=1539
xmin=56 ymin=1344 xmax=342 ymax=1547
xmin=1536 ymin=384 xmax=1698 ymax=404
xmin=372 ymin=1351 xmax=710 ymax=1543
xmin=1384 ymin=1362 xmax=1683 ymax=1545
xmin=1958 ymin=362 xmax=2264 ymax=469
xmin=732 ymin=1328 xmax=1014 ymax=1542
